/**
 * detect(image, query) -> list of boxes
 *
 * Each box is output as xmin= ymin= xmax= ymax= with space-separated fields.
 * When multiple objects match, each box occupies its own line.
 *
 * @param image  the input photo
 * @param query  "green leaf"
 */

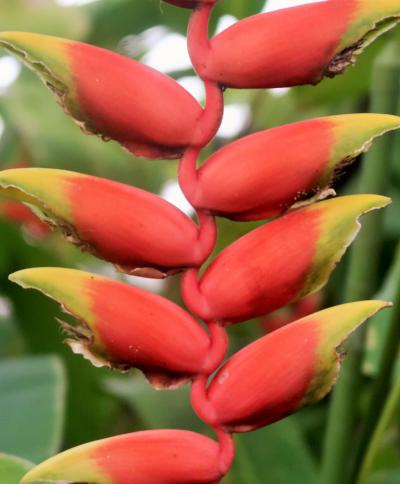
xmin=214 ymin=0 xmax=265 ymax=20
xmin=0 ymin=355 xmax=66 ymax=462
xmin=0 ymin=0 xmax=89 ymax=39
xmin=0 ymin=453 xmax=33 ymax=484
xmin=365 ymin=243 xmax=400 ymax=377
xmin=367 ymin=470 xmax=400 ymax=484
xmin=104 ymin=375 xmax=204 ymax=431
xmin=229 ymin=417 xmax=318 ymax=484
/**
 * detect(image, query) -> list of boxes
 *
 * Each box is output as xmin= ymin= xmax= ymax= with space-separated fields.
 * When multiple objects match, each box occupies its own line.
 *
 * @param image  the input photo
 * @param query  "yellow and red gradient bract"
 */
xmin=0 ymin=168 xmax=209 ymax=278
xmin=197 ymin=0 xmax=400 ymax=88
xmin=10 ymin=268 xmax=212 ymax=388
xmin=21 ymin=430 xmax=222 ymax=484
xmin=207 ymin=301 xmax=389 ymax=432
xmin=0 ymin=32 xmax=204 ymax=159
xmin=191 ymin=114 xmax=400 ymax=220
xmin=183 ymin=195 xmax=389 ymax=324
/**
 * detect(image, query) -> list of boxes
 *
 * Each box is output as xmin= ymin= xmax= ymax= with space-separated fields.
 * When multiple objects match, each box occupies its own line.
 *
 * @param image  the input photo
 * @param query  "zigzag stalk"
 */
xmin=177 ymin=3 xmax=235 ymax=476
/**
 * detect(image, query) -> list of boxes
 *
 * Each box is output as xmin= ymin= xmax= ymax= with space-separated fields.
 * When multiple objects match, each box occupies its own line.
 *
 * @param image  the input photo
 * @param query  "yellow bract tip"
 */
xmin=20 ymin=439 xmax=108 ymax=484
xmin=9 ymin=267 xmax=97 ymax=327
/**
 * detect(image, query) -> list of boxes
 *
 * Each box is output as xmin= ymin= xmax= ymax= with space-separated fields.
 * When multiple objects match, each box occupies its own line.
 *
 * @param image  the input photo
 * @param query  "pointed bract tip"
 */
xmin=318 ymin=300 xmax=391 ymax=352
xmin=21 ymin=439 xmax=103 ymax=484
xmin=331 ymin=114 xmax=400 ymax=164
xmin=335 ymin=0 xmax=400 ymax=57
xmin=9 ymin=267 xmax=95 ymax=327
xmin=0 ymin=168 xmax=71 ymax=212
xmin=302 ymin=300 xmax=391 ymax=406
xmin=315 ymin=194 xmax=391 ymax=219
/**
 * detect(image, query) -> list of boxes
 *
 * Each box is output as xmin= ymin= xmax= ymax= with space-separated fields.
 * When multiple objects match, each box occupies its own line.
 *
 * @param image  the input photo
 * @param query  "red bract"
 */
xmin=189 ymin=114 xmax=400 ymax=220
xmin=194 ymin=0 xmax=400 ymax=88
xmin=10 ymin=268 xmax=216 ymax=388
xmin=21 ymin=430 xmax=223 ymax=484
xmin=207 ymin=301 xmax=389 ymax=432
xmin=0 ymin=168 xmax=213 ymax=277
xmin=0 ymin=32 xmax=206 ymax=159
xmin=183 ymin=195 xmax=389 ymax=323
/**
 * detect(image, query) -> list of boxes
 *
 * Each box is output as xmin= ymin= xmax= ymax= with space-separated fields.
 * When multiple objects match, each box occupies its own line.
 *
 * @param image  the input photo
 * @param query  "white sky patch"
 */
xmin=0 ymin=116 xmax=4 ymax=141
xmin=0 ymin=56 xmax=21 ymax=93
xmin=120 ymin=26 xmax=169 ymax=58
xmin=177 ymin=76 xmax=204 ymax=102
xmin=217 ymin=103 xmax=251 ymax=139
xmin=160 ymin=179 xmax=194 ymax=217
xmin=143 ymin=33 xmax=191 ymax=73
xmin=123 ymin=274 xmax=166 ymax=293
xmin=215 ymin=15 xmax=238 ymax=34
xmin=263 ymin=0 xmax=325 ymax=12
xmin=0 ymin=296 xmax=12 ymax=319
xmin=269 ymin=87 xmax=291 ymax=97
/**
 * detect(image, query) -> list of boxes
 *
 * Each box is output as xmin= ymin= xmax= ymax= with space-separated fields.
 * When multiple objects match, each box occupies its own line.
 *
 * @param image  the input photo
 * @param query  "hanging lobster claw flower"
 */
xmin=183 ymin=195 xmax=390 ymax=324
xmin=0 ymin=168 xmax=213 ymax=278
xmin=0 ymin=32 xmax=205 ymax=159
xmin=196 ymin=0 xmax=400 ymax=88
xmin=207 ymin=301 xmax=390 ymax=432
xmin=191 ymin=114 xmax=400 ymax=220
xmin=9 ymin=268 xmax=214 ymax=389
xmin=21 ymin=430 xmax=223 ymax=484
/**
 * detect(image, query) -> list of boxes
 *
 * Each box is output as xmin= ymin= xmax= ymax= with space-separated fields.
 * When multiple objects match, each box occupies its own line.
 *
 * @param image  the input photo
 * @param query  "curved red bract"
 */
xmin=94 ymin=431 xmax=222 ymax=484
xmin=89 ymin=277 xmax=211 ymax=385
xmin=205 ymin=1 xmax=354 ymax=88
xmin=197 ymin=208 xmax=320 ymax=323
xmin=69 ymin=42 xmax=204 ymax=159
xmin=68 ymin=175 xmax=204 ymax=276
xmin=208 ymin=321 xmax=318 ymax=431
xmin=194 ymin=118 xmax=333 ymax=220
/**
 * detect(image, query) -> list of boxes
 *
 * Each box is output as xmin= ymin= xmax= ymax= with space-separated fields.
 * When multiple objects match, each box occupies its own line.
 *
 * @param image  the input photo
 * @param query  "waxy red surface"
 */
xmin=208 ymin=320 xmax=319 ymax=432
xmin=195 ymin=118 xmax=333 ymax=220
xmin=197 ymin=207 xmax=320 ymax=323
xmin=205 ymin=1 xmax=355 ymax=88
xmin=68 ymin=175 xmax=204 ymax=275
xmin=95 ymin=430 xmax=222 ymax=484
xmin=68 ymin=42 xmax=203 ymax=158
xmin=88 ymin=278 xmax=210 ymax=384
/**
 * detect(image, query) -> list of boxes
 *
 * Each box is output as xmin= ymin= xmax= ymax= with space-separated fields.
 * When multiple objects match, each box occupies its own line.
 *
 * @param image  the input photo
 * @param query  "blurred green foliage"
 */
xmin=0 ymin=0 xmax=399 ymax=483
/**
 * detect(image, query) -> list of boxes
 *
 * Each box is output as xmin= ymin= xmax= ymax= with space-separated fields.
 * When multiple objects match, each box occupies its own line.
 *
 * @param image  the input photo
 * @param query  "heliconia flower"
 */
xmin=183 ymin=195 xmax=390 ymax=324
xmin=190 ymin=114 xmax=400 ymax=221
xmin=207 ymin=301 xmax=390 ymax=432
xmin=21 ymin=430 xmax=223 ymax=484
xmin=9 ymin=267 xmax=215 ymax=389
xmin=0 ymin=32 xmax=205 ymax=159
xmin=195 ymin=0 xmax=400 ymax=88
xmin=0 ymin=168 xmax=213 ymax=278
